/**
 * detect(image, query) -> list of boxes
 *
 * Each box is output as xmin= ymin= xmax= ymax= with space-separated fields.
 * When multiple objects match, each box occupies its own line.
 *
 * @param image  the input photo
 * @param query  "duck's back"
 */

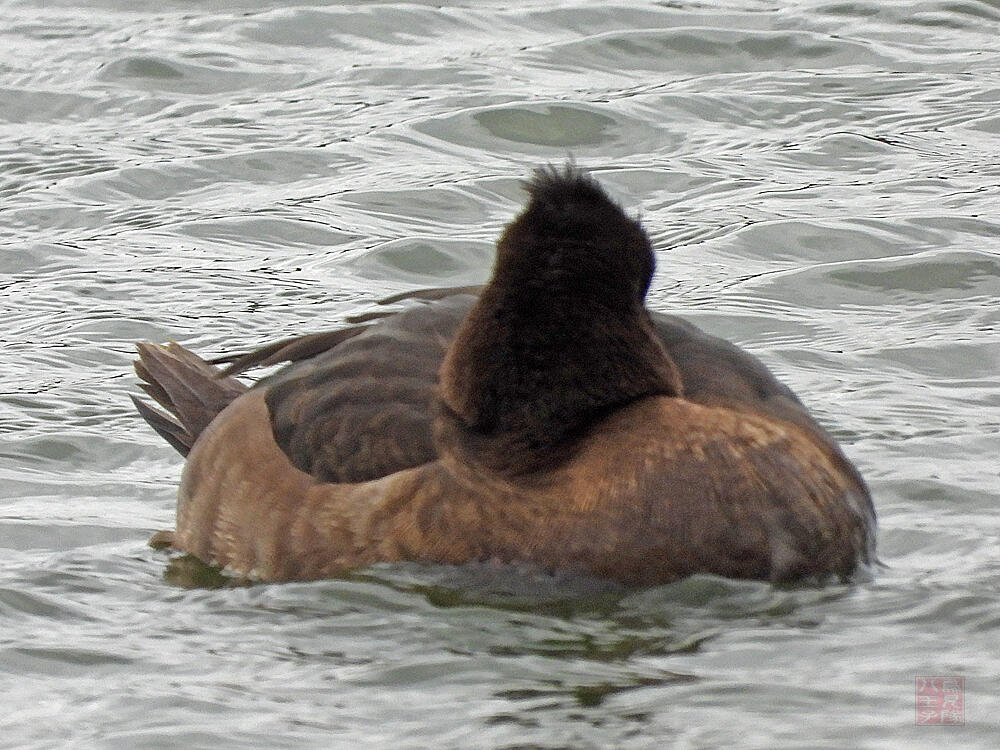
xmin=255 ymin=293 xmax=848 ymax=488
xmin=261 ymin=294 xmax=473 ymax=483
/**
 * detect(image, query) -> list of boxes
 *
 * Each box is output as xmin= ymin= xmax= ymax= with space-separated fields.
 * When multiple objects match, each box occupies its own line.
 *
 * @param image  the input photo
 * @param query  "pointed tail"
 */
xmin=132 ymin=342 xmax=249 ymax=456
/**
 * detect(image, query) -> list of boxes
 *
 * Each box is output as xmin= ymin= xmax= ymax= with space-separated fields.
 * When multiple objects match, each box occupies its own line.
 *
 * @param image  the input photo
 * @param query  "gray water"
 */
xmin=2 ymin=0 xmax=999 ymax=748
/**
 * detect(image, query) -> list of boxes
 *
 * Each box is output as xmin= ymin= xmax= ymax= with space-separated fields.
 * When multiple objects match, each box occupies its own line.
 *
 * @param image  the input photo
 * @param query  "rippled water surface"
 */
xmin=2 ymin=1 xmax=999 ymax=747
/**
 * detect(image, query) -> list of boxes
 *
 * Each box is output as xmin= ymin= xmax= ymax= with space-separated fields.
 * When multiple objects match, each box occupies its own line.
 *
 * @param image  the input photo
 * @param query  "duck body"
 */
xmin=134 ymin=167 xmax=875 ymax=586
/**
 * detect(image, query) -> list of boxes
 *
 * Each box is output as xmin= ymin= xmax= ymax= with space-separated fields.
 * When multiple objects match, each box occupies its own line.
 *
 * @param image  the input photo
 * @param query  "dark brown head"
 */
xmin=437 ymin=165 xmax=682 ymax=476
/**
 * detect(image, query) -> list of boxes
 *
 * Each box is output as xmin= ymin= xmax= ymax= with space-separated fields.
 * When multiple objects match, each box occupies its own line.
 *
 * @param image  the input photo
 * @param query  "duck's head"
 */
xmin=491 ymin=165 xmax=656 ymax=310
xmin=437 ymin=166 xmax=682 ymax=475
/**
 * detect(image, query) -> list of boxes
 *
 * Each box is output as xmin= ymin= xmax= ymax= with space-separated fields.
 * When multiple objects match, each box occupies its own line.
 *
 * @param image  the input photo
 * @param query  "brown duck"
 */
xmin=133 ymin=166 xmax=875 ymax=586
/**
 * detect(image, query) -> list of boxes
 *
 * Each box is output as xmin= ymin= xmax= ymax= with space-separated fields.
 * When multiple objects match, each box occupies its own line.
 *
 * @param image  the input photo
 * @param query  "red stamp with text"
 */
xmin=915 ymin=676 xmax=964 ymax=725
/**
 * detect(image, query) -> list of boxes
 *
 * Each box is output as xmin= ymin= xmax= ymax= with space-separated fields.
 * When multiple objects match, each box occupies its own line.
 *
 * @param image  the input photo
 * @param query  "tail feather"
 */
xmin=210 ymin=287 xmax=485 ymax=377
xmin=211 ymin=326 xmax=370 ymax=377
xmin=133 ymin=342 xmax=249 ymax=456
xmin=130 ymin=394 xmax=194 ymax=456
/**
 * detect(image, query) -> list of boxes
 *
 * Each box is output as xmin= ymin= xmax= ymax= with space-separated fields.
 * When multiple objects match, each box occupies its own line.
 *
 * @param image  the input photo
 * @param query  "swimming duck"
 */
xmin=133 ymin=166 xmax=875 ymax=586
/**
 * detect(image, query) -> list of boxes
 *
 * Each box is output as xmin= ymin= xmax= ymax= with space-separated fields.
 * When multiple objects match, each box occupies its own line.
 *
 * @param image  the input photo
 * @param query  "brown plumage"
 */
xmin=133 ymin=165 xmax=875 ymax=586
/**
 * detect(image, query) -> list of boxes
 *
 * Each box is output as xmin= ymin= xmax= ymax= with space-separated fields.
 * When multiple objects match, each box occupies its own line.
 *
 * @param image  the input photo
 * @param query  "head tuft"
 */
xmin=524 ymin=164 xmax=614 ymax=211
xmin=493 ymin=164 xmax=654 ymax=305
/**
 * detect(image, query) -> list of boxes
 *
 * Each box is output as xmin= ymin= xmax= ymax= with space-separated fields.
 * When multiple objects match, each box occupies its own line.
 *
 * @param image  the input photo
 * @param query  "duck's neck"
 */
xmin=435 ymin=281 xmax=682 ymax=476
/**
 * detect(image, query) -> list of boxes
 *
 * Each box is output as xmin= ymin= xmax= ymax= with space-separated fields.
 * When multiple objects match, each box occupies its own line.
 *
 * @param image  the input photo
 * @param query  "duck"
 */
xmin=132 ymin=165 xmax=875 ymax=586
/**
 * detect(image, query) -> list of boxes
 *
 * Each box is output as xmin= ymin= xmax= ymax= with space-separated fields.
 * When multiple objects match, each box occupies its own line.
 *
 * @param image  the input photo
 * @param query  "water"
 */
xmin=2 ymin=0 xmax=998 ymax=747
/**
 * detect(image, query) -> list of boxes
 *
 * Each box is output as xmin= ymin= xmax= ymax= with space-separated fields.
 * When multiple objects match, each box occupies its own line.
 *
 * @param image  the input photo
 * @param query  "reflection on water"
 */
xmin=2 ymin=0 xmax=999 ymax=747
xmin=473 ymin=105 xmax=617 ymax=146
